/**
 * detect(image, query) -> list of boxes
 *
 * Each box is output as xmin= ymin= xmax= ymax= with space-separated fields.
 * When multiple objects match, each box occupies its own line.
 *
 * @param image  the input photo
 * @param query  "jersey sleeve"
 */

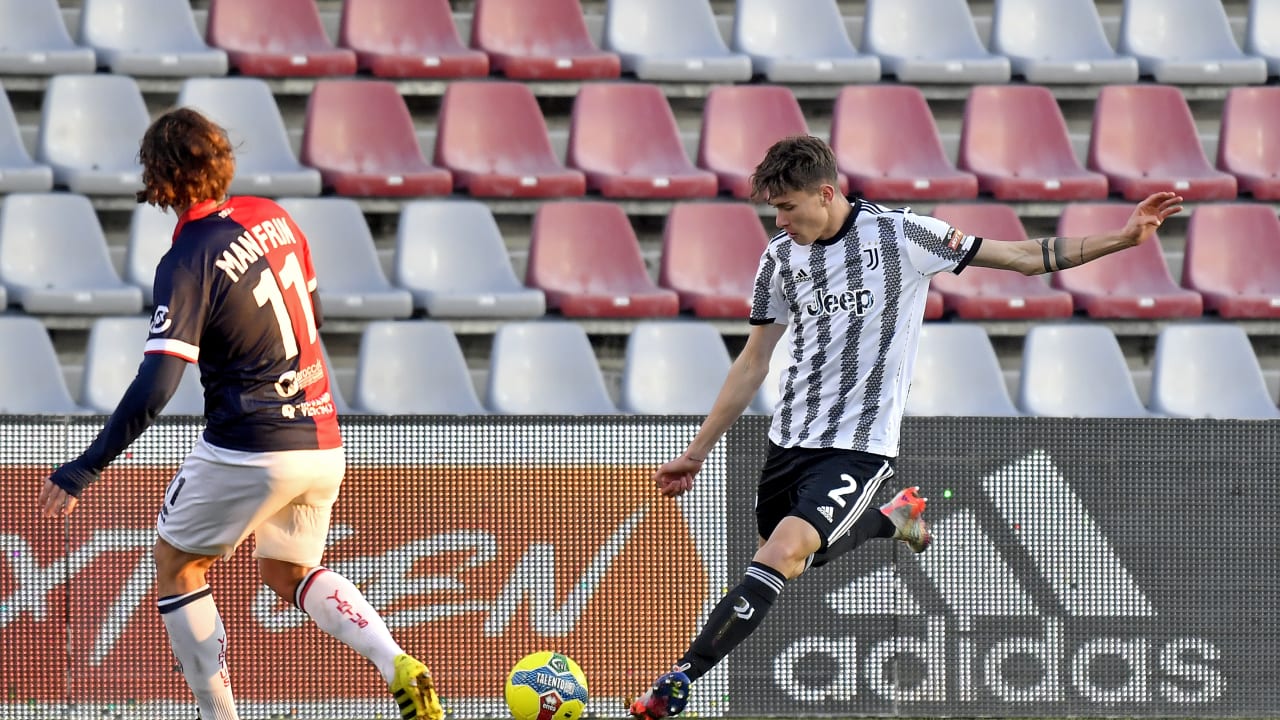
xmin=144 ymin=253 xmax=209 ymax=363
xmin=749 ymin=246 xmax=789 ymax=325
xmin=898 ymin=210 xmax=982 ymax=277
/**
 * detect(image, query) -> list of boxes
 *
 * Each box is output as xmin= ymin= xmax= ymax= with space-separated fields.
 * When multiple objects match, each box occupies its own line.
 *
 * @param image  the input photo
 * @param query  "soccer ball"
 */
xmin=504 ymin=651 xmax=589 ymax=720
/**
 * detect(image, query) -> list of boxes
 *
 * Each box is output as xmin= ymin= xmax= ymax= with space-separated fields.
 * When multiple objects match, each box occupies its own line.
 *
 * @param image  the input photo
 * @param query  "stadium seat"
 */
xmin=906 ymin=324 xmax=1020 ymax=416
xmin=338 ymin=0 xmax=488 ymax=78
xmin=622 ymin=322 xmax=732 ymax=414
xmin=1088 ymin=85 xmax=1238 ymax=202
xmin=699 ymin=86 xmax=847 ymax=199
xmin=354 ymin=321 xmax=485 ymax=414
xmin=79 ymin=0 xmax=228 ymax=76
xmin=206 ymin=0 xmax=357 ymax=77
xmin=82 ymin=317 xmax=205 ymax=415
xmin=1018 ymin=325 xmax=1151 ymax=418
xmin=990 ymin=0 xmax=1139 ymax=84
xmin=831 ymin=86 xmax=978 ymax=201
xmin=0 ymin=0 xmax=96 ymax=74
xmin=472 ymin=0 xmax=620 ymax=80
xmin=958 ymin=85 xmax=1109 ymax=201
xmin=0 ymin=282 xmax=6 ymax=309
xmin=435 ymin=82 xmax=586 ymax=198
xmin=276 ymin=198 xmax=413 ymax=320
xmin=1053 ymin=202 xmax=1203 ymax=318
xmin=301 ymin=81 xmax=452 ymax=197
xmin=732 ymin=0 xmax=881 ymax=83
xmin=0 ymin=316 xmax=82 ymax=414
xmin=603 ymin=0 xmax=752 ymax=82
xmin=567 ymin=84 xmax=717 ymax=199
xmin=486 ymin=322 xmax=617 ymax=414
xmin=394 ymin=200 xmax=546 ymax=317
xmin=528 ymin=202 xmax=679 ymax=318
xmin=177 ymin=78 xmax=322 ymax=197
xmin=1217 ymin=87 xmax=1280 ymax=200
xmin=125 ymin=204 xmax=178 ymax=305
xmin=862 ymin=0 xmax=1011 ymax=83
xmin=1150 ymin=325 xmax=1280 ymax=419
xmin=0 ymin=89 xmax=53 ymax=192
xmin=0 ymin=193 xmax=143 ymax=315
xmin=36 ymin=74 xmax=146 ymax=195
xmin=1246 ymin=0 xmax=1280 ymax=77
xmin=659 ymin=202 xmax=768 ymax=318
xmin=924 ymin=289 xmax=943 ymax=320
xmin=929 ymin=203 xmax=1074 ymax=319
xmin=1118 ymin=0 xmax=1267 ymax=84
xmin=1182 ymin=204 xmax=1280 ymax=319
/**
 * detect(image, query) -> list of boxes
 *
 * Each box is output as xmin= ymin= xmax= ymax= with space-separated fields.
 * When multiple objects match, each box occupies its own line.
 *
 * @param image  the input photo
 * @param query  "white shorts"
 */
xmin=156 ymin=436 xmax=345 ymax=566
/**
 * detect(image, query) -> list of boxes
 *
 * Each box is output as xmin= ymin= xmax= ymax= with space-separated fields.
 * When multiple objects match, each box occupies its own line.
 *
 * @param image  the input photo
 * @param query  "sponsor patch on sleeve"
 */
xmin=946 ymin=227 xmax=966 ymax=251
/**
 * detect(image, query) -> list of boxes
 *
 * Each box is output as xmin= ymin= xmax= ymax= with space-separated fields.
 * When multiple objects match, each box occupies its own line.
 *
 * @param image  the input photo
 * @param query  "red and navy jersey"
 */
xmin=145 ymin=197 xmax=342 ymax=452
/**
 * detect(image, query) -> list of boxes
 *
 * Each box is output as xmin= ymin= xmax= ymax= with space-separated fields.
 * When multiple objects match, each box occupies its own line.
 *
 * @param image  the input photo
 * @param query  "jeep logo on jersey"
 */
xmin=149 ymin=305 xmax=172 ymax=334
xmin=803 ymin=288 xmax=874 ymax=318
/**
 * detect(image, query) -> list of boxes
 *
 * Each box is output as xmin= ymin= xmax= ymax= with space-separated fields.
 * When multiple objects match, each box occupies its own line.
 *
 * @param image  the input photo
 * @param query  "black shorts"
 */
xmin=756 ymin=441 xmax=895 ymax=552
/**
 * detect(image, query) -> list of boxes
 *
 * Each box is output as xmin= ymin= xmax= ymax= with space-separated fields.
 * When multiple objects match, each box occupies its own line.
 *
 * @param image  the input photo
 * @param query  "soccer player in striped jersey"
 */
xmin=36 ymin=109 xmax=442 ymax=720
xmin=630 ymin=135 xmax=1183 ymax=719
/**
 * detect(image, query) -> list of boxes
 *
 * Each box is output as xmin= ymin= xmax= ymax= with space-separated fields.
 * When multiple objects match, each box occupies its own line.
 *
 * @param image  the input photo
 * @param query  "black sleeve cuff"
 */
xmin=953 ymin=236 xmax=983 ymax=274
xmin=748 ymin=317 xmax=776 ymax=326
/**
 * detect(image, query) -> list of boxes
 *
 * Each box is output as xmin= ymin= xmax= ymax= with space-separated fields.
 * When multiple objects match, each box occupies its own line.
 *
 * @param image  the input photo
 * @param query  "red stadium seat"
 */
xmin=568 ymin=84 xmax=717 ymax=199
xmin=1088 ymin=85 xmax=1237 ymax=202
xmin=300 ymin=81 xmax=452 ymax=197
xmin=1217 ymin=87 xmax=1280 ymax=200
xmin=659 ymin=203 xmax=768 ymax=317
xmin=435 ymin=82 xmax=586 ymax=198
xmin=959 ymin=86 xmax=1108 ymax=201
xmin=528 ymin=202 xmax=679 ymax=317
xmin=206 ymin=0 xmax=356 ymax=76
xmin=831 ymin=86 xmax=977 ymax=201
xmin=472 ymin=0 xmax=620 ymax=79
xmin=929 ymin=203 xmax=1074 ymax=319
xmin=924 ymin=289 xmax=943 ymax=320
xmin=338 ymin=0 xmax=488 ymax=78
xmin=699 ymin=86 xmax=848 ymax=199
xmin=1182 ymin=203 xmax=1280 ymax=318
xmin=1053 ymin=203 xmax=1203 ymax=318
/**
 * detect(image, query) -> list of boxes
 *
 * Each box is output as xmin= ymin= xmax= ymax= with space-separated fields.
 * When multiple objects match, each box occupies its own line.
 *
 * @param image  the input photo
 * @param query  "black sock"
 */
xmin=808 ymin=509 xmax=895 ymax=569
xmin=677 ymin=562 xmax=785 ymax=681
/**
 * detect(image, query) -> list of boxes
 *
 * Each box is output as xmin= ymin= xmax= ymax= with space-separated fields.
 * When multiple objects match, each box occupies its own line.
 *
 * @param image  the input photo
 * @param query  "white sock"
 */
xmin=157 ymin=585 xmax=239 ymax=720
xmin=296 ymin=567 xmax=404 ymax=683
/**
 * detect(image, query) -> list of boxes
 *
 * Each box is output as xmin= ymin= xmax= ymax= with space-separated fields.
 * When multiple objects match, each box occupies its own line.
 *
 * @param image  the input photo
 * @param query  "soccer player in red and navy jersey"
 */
xmin=36 ymin=109 xmax=441 ymax=720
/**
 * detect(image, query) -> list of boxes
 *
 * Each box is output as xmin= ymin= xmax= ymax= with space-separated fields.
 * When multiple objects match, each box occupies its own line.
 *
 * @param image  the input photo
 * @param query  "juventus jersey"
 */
xmin=751 ymin=199 xmax=981 ymax=457
xmin=144 ymin=197 xmax=342 ymax=452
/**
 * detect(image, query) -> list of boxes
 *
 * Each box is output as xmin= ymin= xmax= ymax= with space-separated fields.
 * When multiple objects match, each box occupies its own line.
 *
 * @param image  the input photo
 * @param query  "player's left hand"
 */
xmin=1124 ymin=192 xmax=1184 ymax=245
xmin=38 ymin=460 xmax=97 ymax=518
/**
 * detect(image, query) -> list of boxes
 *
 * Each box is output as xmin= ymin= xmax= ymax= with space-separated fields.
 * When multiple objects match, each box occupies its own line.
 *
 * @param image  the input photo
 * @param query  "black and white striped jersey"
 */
xmin=750 ymin=199 xmax=981 ymax=456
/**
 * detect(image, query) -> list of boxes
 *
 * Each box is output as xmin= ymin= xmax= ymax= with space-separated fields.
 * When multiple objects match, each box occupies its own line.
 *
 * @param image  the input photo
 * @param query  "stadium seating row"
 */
xmin=1 ymin=315 xmax=1274 ymax=420
xmin=1 ymin=0 xmax=1276 ymax=85
xmin=4 ymin=77 xmax=1280 ymax=202
xmin=3 ymin=193 xmax=1279 ymax=322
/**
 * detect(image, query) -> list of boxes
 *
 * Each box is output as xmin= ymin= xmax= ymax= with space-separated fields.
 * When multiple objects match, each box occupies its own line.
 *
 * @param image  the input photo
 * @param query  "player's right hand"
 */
xmin=652 ymin=454 xmax=703 ymax=497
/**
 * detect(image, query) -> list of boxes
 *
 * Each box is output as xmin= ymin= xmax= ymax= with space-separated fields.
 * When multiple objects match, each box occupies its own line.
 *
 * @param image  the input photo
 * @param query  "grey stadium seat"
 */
xmin=1018 ymin=325 xmax=1152 ymax=418
xmin=1246 ymin=0 xmax=1280 ymax=77
xmin=621 ymin=321 xmax=732 ymax=414
xmin=906 ymin=324 xmax=1020 ymax=416
xmin=991 ymin=0 xmax=1139 ymax=84
xmin=486 ymin=321 xmax=617 ymax=414
xmin=394 ymin=200 xmax=545 ymax=318
xmin=125 ymin=204 xmax=178 ymax=305
xmin=0 ymin=316 xmax=82 ymax=414
xmin=732 ymin=0 xmax=880 ymax=83
xmin=79 ymin=0 xmax=228 ymax=76
xmin=862 ymin=0 xmax=1011 ymax=83
xmin=36 ymin=74 xmax=147 ymax=195
xmin=0 ymin=0 xmax=96 ymax=74
xmin=82 ymin=317 xmax=205 ymax=415
xmin=354 ymin=321 xmax=485 ymax=415
xmin=0 ymin=193 xmax=143 ymax=315
xmin=277 ymin=198 xmax=413 ymax=320
xmin=0 ymin=89 xmax=53 ymax=192
xmin=1119 ymin=0 xmax=1267 ymax=84
xmin=178 ymin=78 xmax=322 ymax=196
xmin=604 ymin=0 xmax=752 ymax=81
xmin=1150 ymin=325 xmax=1280 ymax=419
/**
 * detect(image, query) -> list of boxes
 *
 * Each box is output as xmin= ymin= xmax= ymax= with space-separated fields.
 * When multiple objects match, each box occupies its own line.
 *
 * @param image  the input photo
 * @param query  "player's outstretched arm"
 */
xmin=967 ymin=191 xmax=1184 ymax=275
xmin=652 ymin=322 xmax=786 ymax=497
